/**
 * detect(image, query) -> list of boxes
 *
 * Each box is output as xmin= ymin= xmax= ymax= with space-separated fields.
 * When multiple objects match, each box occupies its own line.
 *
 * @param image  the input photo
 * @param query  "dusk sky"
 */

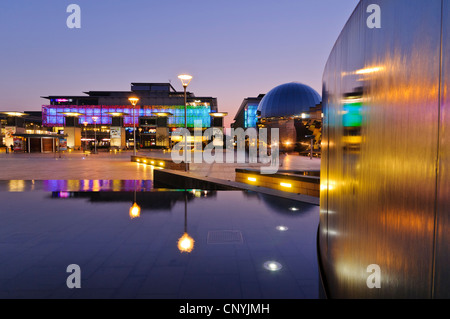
xmin=0 ymin=0 xmax=359 ymax=127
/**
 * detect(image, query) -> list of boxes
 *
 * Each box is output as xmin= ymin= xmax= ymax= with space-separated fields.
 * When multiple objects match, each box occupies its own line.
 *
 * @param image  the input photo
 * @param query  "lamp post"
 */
xmin=92 ymin=116 xmax=99 ymax=154
xmin=178 ymin=74 xmax=192 ymax=172
xmin=128 ymin=97 xmax=140 ymax=157
xmin=83 ymin=122 xmax=88 ymax=153
xmin=305 ymin=135 xmax=315 ymax=160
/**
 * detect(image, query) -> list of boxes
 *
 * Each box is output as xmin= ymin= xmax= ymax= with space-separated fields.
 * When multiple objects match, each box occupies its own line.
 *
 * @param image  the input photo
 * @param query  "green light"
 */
xmin=343 ymin=102 xmax=362 ymax=127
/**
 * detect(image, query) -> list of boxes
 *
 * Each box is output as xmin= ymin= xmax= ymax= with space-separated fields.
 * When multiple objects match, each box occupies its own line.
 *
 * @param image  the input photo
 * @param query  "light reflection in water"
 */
xmin=129 ymin=202 xmax=141 ymax=219
xmin=1 ymin=180 xmax=153 ymax=192
xmin=178 ymin=232 xmax=195 ymax=253
xmin=8 ymin=180 xmax=25 ymax=192
xmin=0 ymin=189 xmax=319 ymax=298
xmin=178 ymin=191 xmax=195 ymax=253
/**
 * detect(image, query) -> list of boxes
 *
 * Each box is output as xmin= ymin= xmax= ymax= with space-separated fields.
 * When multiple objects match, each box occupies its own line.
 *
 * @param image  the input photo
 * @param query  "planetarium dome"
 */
xmin=258 ymin=82 xmax=321 ymax=118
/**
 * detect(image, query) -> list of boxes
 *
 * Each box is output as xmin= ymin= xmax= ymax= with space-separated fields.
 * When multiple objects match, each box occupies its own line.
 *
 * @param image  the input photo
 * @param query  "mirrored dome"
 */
xmin=258 ymin=82 xmax=321 ymax=118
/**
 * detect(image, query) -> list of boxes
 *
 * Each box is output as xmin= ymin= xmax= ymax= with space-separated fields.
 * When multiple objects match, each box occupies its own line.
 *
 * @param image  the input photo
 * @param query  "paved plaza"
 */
xmin=0 ymin=151 xmax=153 ymax=180
xmin=0 ymin=150 xmax=321 ymax=181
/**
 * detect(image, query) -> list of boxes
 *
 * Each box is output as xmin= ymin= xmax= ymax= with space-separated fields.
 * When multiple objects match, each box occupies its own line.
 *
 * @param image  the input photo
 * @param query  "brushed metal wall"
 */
xmin=320 ymin=0 xmax=448 ymax=298
xmin=434 ymin=0 xmax=450 ymax=299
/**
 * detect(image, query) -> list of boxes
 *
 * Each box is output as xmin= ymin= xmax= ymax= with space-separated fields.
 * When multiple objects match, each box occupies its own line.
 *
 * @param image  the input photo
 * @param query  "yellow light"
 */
xmin=177 ymin=232 xmax=195 ymax=253
xmin=129 ymin=202 xmax=141 ymax=219
xmin=143 ymin=160 xmax=147 ymax=163
xmin=355 ymin=66 xmax=384 ymax=75
xmin=154 ymin=112 xmax=173 ymax=117
xmin=128 ymin=97 xmax=139 ymax=106
xmin=92 ymin=180 xmax=100 ymax=192
xmin=209 ymin=112 xmax=228 ymax=117
xmin=280 ymin=182 xmax=292 ymax=188
xmin=60 ymin=112 xmax=83 ymax=117
xmin=178 ymin=74 xmax=193 ymax=80
xmin=1 ymin=112 xmax=28 ymax=117
xmin=178 ymin=74 xmax=193 ymax=87
xmin=151 ymin=161 xmax=155 ymax=165
xmin=136 ymin=159 xmax=140 ymax=162
xmin=159 ymin=162 xmax=165 ymax=166
xmin=248 ymin=177 xmax=257 ymax=182
xmin=106 ymin=112 xmax=124 ymax=117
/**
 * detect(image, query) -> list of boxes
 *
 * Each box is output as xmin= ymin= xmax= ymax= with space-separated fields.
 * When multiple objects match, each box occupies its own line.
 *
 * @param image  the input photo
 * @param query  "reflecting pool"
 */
xmin=0 ymin=182 xmax=319 ymax=299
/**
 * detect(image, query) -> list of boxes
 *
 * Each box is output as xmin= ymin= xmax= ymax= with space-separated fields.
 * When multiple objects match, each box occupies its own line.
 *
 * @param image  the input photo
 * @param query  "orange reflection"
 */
xmin=177 ymin=232 xmax=195 ymax=253
xmin=129 ymin=202 xmax=141 ymax=219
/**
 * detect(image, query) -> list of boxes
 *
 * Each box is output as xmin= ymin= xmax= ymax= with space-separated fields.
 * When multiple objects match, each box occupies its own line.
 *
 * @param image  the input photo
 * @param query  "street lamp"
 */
xmin=128 ymin=97 xmax=140 ymax=157
xmin=83 ymin=122 xmax=88 ymax=153
xmin=92 ymin=116 xmax=99 ymax=154
xmin=178 ymin=74 xmax=192 ymax=172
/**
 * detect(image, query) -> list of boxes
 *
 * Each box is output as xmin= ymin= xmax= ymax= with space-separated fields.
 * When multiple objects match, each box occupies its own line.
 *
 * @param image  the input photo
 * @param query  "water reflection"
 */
xmin=129 ymin=180 xmax=141 ymax=219
xmin=178 ymin=191 xmax=195 ymax=253
xmin=0 ymin=190 xmax=319 ymax=299
xmin=129 ymin=202 xmax=141 ymax=219
xmin=0 ymin=180 xmax=153 ymax=192
xmin=255 ymin=193 xmax=317 ymax=217
xmin=47 ymin=188 xmax=315 ymax=219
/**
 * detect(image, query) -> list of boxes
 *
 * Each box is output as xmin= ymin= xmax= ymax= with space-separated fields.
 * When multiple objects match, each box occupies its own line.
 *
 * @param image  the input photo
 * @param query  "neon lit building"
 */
xmin=41 ymin=82 xmax=220 ymax=149
xmin=231 ymin=94 xmax=265 ymax=129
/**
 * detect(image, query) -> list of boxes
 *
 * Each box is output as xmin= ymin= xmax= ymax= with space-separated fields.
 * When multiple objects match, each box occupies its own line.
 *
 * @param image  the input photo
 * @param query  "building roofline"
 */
xmin=233 ymin=95 xmax=265 ymax=121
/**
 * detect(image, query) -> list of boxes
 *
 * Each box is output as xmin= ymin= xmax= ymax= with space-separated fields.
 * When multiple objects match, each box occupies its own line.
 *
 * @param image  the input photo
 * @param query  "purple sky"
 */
xmin=0 ymin=0 xmax=359 ymax=127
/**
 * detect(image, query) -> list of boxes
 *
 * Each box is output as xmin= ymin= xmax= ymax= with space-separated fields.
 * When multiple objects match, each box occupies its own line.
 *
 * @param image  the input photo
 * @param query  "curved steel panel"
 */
xmin=320 ymin=0 xmax=447 ymax=298
xmin=434 ymin=0 xmax=450 ymax=299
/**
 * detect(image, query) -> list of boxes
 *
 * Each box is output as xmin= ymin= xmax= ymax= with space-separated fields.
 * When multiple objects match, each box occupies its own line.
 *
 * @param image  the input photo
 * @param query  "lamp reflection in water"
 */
xmin=129 ymin=180 xmax=141 ymax=219
xmin=128 ymin=97 xmax=139 ymax=157
xmin=177 ymin=191 xmax=195 ymax=253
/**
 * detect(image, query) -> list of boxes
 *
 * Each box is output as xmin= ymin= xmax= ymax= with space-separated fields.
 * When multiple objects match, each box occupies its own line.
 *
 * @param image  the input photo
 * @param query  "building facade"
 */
xmin=41 ymin=82 xmax=221 ymax=150
xmin=256 ymin=82 xmax=322 ymax=153
xmin=231 ymin=94 xmax=265 ymax=129
xmin=0 ymin=111 xmax=62 ymax=153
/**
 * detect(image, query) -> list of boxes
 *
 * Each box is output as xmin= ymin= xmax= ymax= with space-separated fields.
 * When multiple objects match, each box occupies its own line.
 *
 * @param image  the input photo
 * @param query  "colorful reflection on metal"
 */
xmin=319 ymin=0 xmax=449 ymax=298
xmin=342 ymin=99 xmax=363 ymax=128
